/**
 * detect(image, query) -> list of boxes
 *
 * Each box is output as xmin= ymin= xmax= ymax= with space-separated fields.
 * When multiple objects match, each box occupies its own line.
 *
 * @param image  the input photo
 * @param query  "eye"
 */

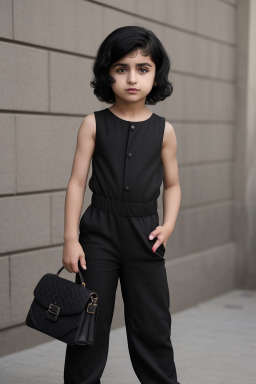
xmin=139 ymin=68 xmax=149 ymax=73
xmin=116 ymin=68 xmax=127 ymax=73
xmin=116 ymin=67 xmax=149 ymax=74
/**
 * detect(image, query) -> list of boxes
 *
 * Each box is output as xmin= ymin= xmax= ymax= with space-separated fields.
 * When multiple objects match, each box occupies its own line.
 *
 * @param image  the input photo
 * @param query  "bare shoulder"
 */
xmin=162 ymin=120 xmax=177 ymax=148
xmin=78 ymin=112 xmax=96 ymax=142
xmin=164 ymin=120 xmax=175 ymax=135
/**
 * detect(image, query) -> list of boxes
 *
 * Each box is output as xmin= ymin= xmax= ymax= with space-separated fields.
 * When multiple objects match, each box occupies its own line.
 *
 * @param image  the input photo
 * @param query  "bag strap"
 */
xmin=56 ymin=266 xmax=86 ymax=287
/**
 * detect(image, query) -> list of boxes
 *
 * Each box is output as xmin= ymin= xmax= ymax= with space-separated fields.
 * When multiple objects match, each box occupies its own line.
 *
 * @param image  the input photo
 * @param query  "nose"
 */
xmin=127 ymin=69 xmax=137 ymax=85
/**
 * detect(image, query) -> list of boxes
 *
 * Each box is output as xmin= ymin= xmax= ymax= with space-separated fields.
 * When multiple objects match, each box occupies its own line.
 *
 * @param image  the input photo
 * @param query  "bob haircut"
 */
xmin=90 ymin=26 xmax=173 ymax=105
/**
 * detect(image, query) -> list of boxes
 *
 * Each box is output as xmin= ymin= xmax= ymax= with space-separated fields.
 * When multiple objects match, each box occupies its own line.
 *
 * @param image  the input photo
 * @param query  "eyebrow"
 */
xmin=111 ymin=62 xmax=152 ymax=68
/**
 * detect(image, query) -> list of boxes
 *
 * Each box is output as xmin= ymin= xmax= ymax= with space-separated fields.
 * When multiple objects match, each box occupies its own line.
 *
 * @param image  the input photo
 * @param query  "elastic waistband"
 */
xmin=91 ymin=193 xmax=157 ymax=217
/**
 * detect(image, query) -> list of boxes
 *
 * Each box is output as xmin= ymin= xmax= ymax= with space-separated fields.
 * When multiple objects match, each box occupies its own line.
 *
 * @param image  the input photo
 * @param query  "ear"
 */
xmin=154 ymin=81 xmax=157 ymax=86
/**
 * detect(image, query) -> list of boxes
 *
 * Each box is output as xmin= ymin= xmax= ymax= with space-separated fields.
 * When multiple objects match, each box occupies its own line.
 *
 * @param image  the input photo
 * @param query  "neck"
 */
xmin=109 ymin=100 xmax=151 ymax=120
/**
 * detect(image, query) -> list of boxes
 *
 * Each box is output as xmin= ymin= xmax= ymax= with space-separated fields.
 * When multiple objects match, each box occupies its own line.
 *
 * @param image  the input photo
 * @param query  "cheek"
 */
xmin=111 ymin=76 xmax=123 ymax=89
xmin=143 ymin=72 xmax=155 ymax=84
xmin=111 ymin=83 xmax=123 ymax=95
xmin=143 ymin=78 xmax=155 ymax=91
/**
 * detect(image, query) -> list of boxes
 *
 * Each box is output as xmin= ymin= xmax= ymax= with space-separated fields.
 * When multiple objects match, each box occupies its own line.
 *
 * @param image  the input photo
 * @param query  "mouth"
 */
xmin=126 ymin=88 xmax=139 ymax=93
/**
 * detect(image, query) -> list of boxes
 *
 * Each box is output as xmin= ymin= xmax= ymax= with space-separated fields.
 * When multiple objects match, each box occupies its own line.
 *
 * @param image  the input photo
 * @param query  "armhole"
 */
xmin=93 ymin=111 xmax=97 ymax=154
xmin=161 ymin=117 xmax=166 ymax=149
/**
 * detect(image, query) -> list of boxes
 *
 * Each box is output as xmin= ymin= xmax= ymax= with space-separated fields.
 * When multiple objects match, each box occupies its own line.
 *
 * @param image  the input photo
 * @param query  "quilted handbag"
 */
xmin=25 ymin=264 xmax=98 ymax=346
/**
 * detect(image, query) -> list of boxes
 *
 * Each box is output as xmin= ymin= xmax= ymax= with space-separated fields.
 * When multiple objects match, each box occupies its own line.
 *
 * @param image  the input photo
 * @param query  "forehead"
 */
xmin=111 ymin=49 xmax=154 ymax=67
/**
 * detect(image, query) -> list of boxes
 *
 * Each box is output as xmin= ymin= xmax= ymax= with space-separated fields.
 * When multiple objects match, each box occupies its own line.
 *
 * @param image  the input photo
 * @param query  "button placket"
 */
xmin=123 ymin=122 xmax=135 ymax=198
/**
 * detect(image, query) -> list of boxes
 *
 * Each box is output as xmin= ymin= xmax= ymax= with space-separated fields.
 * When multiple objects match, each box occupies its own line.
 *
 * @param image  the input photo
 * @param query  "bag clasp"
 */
xmin=87 ymin=296 xmax=98 ymax=314
xmin=46 ymin=303 xmax=61 ymax=321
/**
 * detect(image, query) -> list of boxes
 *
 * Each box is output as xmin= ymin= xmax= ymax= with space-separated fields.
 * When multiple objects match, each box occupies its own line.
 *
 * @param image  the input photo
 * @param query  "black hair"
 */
xmin=90 ymin=25 xmax=173 ymax=105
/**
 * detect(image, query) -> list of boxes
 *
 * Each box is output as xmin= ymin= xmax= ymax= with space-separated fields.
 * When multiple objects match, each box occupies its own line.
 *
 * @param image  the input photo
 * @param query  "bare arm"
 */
xmin=62 ymin=113 xmax=96 ymax=272
xmin=161 ymin=121 xmax=181 ymax=234
xmin=149 ymin=121 xmax=181 ymax=251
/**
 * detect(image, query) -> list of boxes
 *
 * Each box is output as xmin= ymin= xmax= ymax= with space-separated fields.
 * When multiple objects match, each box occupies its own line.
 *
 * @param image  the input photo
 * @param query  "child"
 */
xmin=63 ymin=25 xmax=181 ymax=384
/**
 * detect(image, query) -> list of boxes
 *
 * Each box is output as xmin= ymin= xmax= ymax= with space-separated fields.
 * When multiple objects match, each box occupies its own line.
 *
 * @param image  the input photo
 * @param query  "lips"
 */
xmin=126 ymin=88 xmax=139 ymax=94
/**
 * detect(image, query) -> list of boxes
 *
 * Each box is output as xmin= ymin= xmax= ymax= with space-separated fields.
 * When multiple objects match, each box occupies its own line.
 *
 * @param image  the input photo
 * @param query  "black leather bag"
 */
xmin=25 ymin=265 xmax=98 ymax=346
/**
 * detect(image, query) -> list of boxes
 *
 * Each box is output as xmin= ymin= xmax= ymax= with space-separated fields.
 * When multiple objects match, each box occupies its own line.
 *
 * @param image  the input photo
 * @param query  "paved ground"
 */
xmin=0 ymin=289 xmax=255 ymax=384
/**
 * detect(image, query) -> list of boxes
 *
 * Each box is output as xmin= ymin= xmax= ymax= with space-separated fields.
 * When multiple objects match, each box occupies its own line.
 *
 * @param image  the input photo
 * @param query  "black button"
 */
xmin=127 ymin=152 xmax=133 ymax=158
xmin=130 ymin=125 xmax=135 ymax=130
xmin=124 ymin=186 xmax=129 ymax=191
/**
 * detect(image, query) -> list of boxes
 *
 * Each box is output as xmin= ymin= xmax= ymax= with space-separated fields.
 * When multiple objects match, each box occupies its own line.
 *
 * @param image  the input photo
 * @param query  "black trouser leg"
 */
xmin=63 ymin=236 xmax=120 ymax=384
xmin=118 ymin=214 xmax=181 ymax=384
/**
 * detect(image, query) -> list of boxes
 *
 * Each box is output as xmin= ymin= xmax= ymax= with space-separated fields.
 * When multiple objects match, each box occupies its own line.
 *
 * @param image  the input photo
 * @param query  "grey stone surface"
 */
xmin=166 ymin=203 xmax=233 ymax=259
xmin=0 ymin=0 xmax=13 ymax=39
xmin=168 ymin=243 xmax=236 ymax=312
xmin=0 ymin=194 xmax=51 ymax=253
xmin=179 ymin=162 xmax=233 ymax=206
xmin=0 ymin=289 xmax=255 ymax=384
xmin=0 ymin=42 xmax=48 ymax=111
xmin=16 ymin=115 xmax=82 ymax=192
xmin=0 ymin=114 xmax=16 ymax=195
xmin=14 ymin=0 xmax=104 ymax=57
xmin=163 ymin=27 xmax=235 ymax=80
xmin=175 ymin=123 xmax=233 ymax=165
xmin=162 ymin=72 xmax=235 ymax=122
xmin=195 ymin=0 xmax=236 ymax=43
xmin=234 ymin=0 xmax=256 ymax=290
xmin=50 ymin=52 xmax=98 ymax=114
xmin=0 ymin=257 xmax=9 ymax=329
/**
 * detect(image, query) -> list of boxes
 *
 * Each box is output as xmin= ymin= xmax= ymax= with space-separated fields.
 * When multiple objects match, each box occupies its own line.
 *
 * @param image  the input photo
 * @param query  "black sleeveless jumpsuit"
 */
xmin=64 ymin=107 xmax=180 ymax=384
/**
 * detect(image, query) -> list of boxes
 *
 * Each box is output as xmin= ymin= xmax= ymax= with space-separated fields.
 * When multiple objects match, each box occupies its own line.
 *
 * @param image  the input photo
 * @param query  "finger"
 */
xmin=79 ymin=253 xmax=87 ymax=270
xmin=63 ymin=263 xmax=72 ymax=273
xmin=148 ymin=228 xmax=159 ymax=240
xmin=152 ymin=240 xmax=162 ymax=253
xmin=71 ymin=261 xmax=79 ymax=274
xmin=152 ymin=235 xmax=165 ymax=252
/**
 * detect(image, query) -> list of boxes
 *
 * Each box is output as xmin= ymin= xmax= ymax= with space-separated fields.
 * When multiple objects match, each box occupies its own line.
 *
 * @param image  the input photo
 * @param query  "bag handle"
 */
xmin=56 ymin=265 xmax=87 ymax=287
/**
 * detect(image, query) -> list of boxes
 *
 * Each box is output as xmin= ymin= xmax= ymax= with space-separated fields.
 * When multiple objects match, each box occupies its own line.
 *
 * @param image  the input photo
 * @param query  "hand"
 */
xmin=148 ymin=224 xmax=173 ymax=253
xmin=62 ymin=238 xmax=87 ymax=273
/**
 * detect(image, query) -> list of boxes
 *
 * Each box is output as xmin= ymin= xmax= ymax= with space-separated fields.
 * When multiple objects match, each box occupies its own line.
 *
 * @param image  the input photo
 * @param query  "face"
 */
xmin=108 ymin=49 xmax=156 ymax=103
